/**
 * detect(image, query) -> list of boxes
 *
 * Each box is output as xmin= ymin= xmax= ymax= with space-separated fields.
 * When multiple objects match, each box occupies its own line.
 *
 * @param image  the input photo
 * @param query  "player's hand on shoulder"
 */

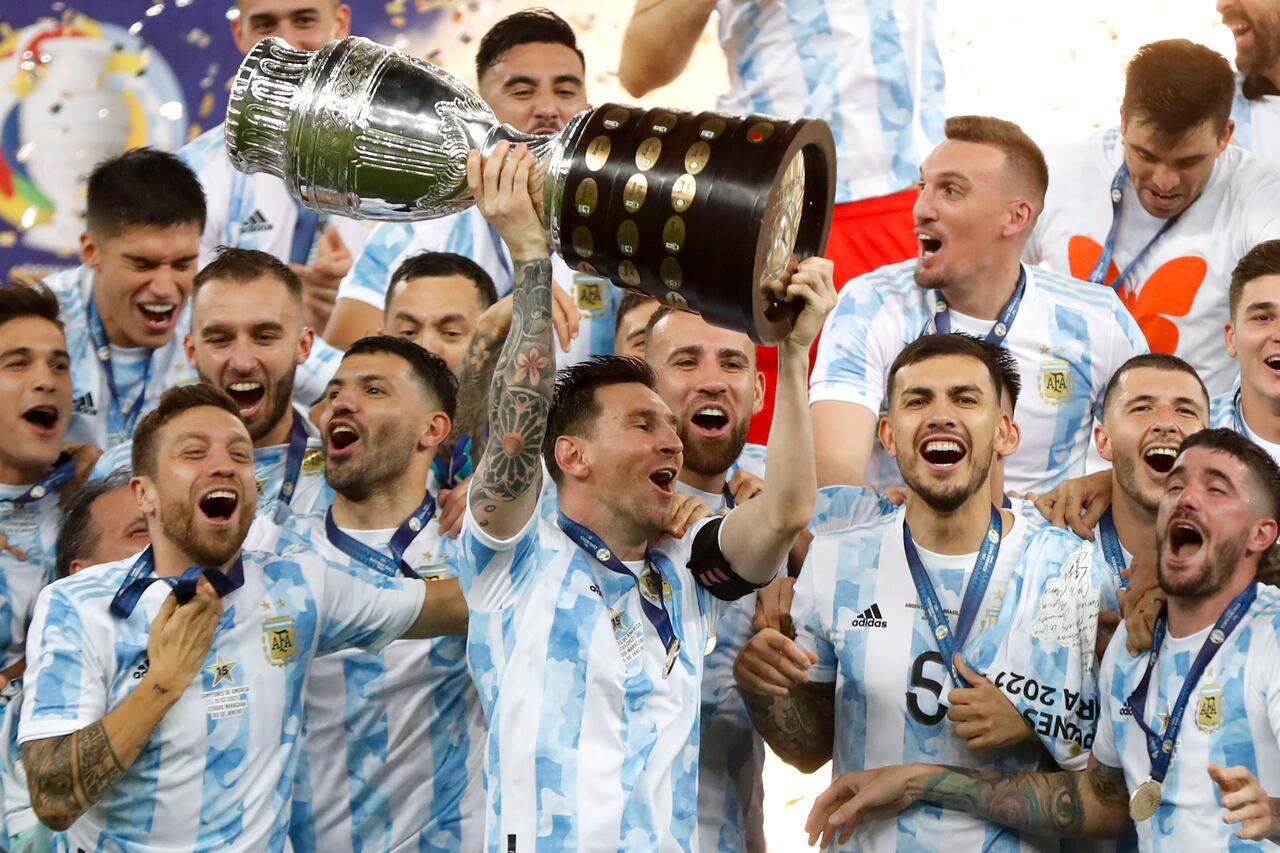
xmin=729 ymin=469 xmax=765 ymax=505
xmin=664 ymin=491 xmax=712 ymax=539
xmin=733 ymin=627 xmax=815 ymax=696
xmin=1032 ymin=471 xmax=1112 ymax=539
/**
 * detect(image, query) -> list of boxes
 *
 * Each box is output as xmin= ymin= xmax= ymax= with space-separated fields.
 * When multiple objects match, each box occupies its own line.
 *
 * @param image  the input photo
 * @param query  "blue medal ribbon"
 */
xmin=110 ymin=547 xmax=246 ymax=618
xmin=1087 ymin=163 xmax=1182 ymax=291
xmin=276 ymin=415 xmax=310 ymax=508
xmin=722 ymin=483 xmax=736 ymax=510
xmin=0 ymin=453 xmax=76 ymax=506
xmin=557 ymin=512 xmax=682 ymax=678
xmin=1097 ymin=509 xmax=1129 ymax=590
xmin=323 ymin=494 xmax=436 ymax=579
xmin=931 ymin=267 xmax=1026 ymax=347
xmin=902 ymin=505 xmax=1003 ymax=687
xmin=87 ymin=296 xmax=155 ymax=438
xmin=1230 ymin=388 xmax=1248 ymax=437
xmin=1124 ymin=583 xmax=1257 ymax=786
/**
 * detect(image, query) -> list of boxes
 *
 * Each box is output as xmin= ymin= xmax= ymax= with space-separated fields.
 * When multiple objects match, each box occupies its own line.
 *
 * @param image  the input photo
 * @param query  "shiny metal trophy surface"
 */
xmin=226 ymin=36 xmax=836 ymax=344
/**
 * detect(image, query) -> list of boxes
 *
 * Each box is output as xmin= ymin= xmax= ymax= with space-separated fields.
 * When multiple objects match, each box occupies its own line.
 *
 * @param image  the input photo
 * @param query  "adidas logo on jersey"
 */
xmin=850 ymin=603 xmax=887 ymax=629
xmin=240 ymin=209 xmax=273 ymax=234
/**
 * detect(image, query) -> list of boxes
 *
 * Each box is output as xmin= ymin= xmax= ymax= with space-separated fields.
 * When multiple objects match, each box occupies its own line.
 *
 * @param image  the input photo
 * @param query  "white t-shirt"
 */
xmin=810 ymin=260 xmax=1148 ymax=493
xmin=19 ymin=540 xmax=424 ymax=852
xmin=1092 ymin=586 xmax=1280 ymax=852
xmin=1026 ymin=127 xmax=1280 ymax=396
xmin=715 ymin=0 xmax=945 ymax=204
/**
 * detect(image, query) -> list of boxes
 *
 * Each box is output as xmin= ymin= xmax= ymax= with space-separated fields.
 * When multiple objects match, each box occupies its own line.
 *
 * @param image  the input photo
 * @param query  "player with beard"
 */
xmin=812 ymin=115 xmax=1148 ymax=497
xmin=644 ymin=305 xmax=772 ymax=853
xmin=456 ymin=140 xmax=828 ymax=848
xmin=1221 ymin=0 xmax=1280 ymax=170
xmin=738 ymin=333 xmax=1117 ymax=853
xmin=17 ymin=384 xmax=467 ymax=851
xmin=91 ymin=248 xmax=337 ymax=517
xmin=287 ymin=336 xmax=479 ymax=852
xmin=325 ymin=9 xmax=620 ymax=368
xmin=806 ymin=428 xmax=1280 ymax=851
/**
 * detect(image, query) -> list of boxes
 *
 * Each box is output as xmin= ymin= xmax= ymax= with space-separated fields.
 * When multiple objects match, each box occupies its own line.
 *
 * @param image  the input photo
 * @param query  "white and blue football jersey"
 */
xmin=1211 ymin=385 xmax=1280 ymax=465
xmin=180 ymin=124 xmax=373 ymax=270
xmin=18 ymin=539 xmax=424 ymax=853
xmin=284 ymin=510 xmax=484 ymax=853
xmin=1232 ymin=74 xmax=1280 ymax=174
xmin=810 ymin=261 xmax=1149 ymax=494
xmin=338 ymin=215 xmax=620 ymax=368
xmin=91 ymin=408 xmax=333 ymax=519
xmin=714 ymin=0 xmax=945 ymax=204
xmin=793 ymin=507 xmax=1109 ymax=852
xmin=1092 ymin=586 xmax=1280 ymax=853
xmin=0 ymin=683 xmax=32 ymax=842
xmin=0 ymin=484 xmax=63 ymax=670
xmin=456 ymin=492 xmax=736 ymax=852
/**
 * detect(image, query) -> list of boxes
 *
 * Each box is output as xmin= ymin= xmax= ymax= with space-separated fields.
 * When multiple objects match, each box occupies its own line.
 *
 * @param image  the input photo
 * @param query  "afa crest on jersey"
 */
xmin=1038 ymin=360 xmax=1072 ymax=404
xmin=1196 ymin=687 xmax=1223 ymax=733
xmin=262 ymin=615 xmax=298 ymax=666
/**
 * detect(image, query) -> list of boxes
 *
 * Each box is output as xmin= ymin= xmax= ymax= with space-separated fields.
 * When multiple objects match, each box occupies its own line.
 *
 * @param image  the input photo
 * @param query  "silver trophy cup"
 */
xmin=226 ymin=36 xmax=836 ymax=344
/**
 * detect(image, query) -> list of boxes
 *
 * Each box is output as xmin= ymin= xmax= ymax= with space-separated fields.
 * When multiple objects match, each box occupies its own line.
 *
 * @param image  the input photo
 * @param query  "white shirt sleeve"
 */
xmin=19 ymin=583 xmax=108 ymax=743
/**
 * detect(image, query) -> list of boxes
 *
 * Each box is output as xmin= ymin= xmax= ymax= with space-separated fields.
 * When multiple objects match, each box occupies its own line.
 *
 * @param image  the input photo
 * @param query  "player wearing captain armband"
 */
xmin=811 ymin=116 xmax=1147 ymax=498
xmin=1026 ymin=40 xmax=1280 ymax=398
xmin=285 ymin=337 xmax=479 ymax=853
xmin=92 ymin=249 xmax=333 ymax=519
xmin=806 ymin=429 xmax=1280 ymax=853
xmin=17 ymin=384 xmax=467 ymax=852
xmin=454 ymin=139 xmax=831 ymax=850
xmin=737 ymin=334 xmax=1119 ymax=853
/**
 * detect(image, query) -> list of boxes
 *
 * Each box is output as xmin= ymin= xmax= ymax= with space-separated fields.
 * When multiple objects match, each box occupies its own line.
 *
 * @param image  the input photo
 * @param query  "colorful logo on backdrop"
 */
xmin=0 ymin=14 xmax=186 ymax=257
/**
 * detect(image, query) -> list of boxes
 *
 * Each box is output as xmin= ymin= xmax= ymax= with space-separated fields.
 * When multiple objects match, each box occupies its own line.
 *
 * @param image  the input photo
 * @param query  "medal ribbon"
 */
xmin=1124 ymin=583 xmax=1257 ymax=786
xmin=557 ymin=513 xmax=682 ymax=678
xmin=1097 ymin=509 xmax=1129 ymax=590
xmin=902 ymin=505 xmax=1003 ymax=687
xmin=110 ymin=547 xmax=246 ymax=618
xmin=1087 ymin=163 xmax=1182 ymax=291
xmin=323 ymin=494 xmax=436 ymax=579
xmin=0 ymin=453 xmax=76 ymax=506
xmin=276 ymin=415 xmax=311 ymax=509
xmin=87 ymin=296 xmax=155 ymax=438
xmin=931 ymin=267 xmax=1026 ymax=347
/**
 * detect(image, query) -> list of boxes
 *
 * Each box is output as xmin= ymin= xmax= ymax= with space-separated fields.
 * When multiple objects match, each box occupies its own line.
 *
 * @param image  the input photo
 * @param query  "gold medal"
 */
xmin=1128 ymin=777 xmax=1161 ymax=821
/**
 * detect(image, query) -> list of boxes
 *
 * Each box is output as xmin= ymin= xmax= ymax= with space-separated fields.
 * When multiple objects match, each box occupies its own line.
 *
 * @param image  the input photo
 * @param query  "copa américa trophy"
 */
xmin=225 ymin=36 xmax=835 ymax=344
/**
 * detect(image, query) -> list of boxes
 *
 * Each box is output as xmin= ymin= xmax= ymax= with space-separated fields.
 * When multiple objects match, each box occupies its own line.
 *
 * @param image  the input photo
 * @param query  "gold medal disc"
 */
xmin=1129 ymin=778 xmax=1162 ymax=821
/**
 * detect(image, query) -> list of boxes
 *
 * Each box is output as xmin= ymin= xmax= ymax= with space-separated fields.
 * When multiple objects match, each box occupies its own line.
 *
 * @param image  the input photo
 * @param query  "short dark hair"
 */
xmin=131 ymin=384 xmax=244 ymax=478
xmin=54 ymin=471 xmax=132 ymax=579
xmin=86 ymin=148 xmax=205 ymax=239
xmin=1101 ymin=353 xmax=1209 ymax=419
xmin=194 ymin=247 xmax=303 ymax=302
xmin=886 ymin=333 xmax=1021 ymax=412
xmin=344 ymin=335 xmax=458 ymax=419
xmin=1122 ymin=40 xmax=1235 ymax=146
xmin=475 ymin=8 xmax=585 ymax=81
xmin=943 ymin=116 xmax=1049 ymax=207
xmin=0 ymin=281 xmax=62 ymax=333
xmin=386 ymin=252 xmax=498 ymax=314
xmin=543 ymin=356 xmax=656 ymax=484
xmin=1176 ymin=428 xmax=1280 ymax=521
xmin=616 ymin=291 xmax=657 ymax=336
xmin=1229 ymin=240 xmax=1280 ymax=319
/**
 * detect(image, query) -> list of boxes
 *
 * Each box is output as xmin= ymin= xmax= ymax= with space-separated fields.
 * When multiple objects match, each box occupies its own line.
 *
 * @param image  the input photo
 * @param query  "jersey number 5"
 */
xmin=906 ymin=650 xmax=947 ymax=726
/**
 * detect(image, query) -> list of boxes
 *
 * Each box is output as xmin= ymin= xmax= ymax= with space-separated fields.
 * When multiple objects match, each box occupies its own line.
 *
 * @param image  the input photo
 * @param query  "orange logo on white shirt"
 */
xmin=1067 ymin=236 xmax=1207 ymax=355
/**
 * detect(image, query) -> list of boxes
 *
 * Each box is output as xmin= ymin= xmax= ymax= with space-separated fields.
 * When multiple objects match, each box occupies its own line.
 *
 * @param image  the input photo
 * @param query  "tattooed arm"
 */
xmin=805 ymin=758 xmax=1130 ymax=847
xmin=743 ymin=682 xmax=836 ymax=773
xmin=463 ymin=143 xmax=555 ymax=540
xmin=23 ymin=580 xmax=222 ymax=830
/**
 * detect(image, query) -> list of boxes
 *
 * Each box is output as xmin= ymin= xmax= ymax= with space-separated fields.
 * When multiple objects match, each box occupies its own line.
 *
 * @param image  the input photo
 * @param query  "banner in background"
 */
xmin=0 ymin=1 xmax=453 ymax=279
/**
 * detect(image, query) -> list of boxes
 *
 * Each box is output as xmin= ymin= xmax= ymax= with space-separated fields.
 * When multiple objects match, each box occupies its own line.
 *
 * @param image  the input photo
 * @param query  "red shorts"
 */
xmin=747 ymin=187 xmax=918 ymax=444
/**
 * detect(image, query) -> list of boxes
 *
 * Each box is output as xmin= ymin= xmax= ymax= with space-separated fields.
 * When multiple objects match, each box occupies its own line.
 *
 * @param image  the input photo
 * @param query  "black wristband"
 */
xmin=687 ymin=517 xmax=770 ymax=602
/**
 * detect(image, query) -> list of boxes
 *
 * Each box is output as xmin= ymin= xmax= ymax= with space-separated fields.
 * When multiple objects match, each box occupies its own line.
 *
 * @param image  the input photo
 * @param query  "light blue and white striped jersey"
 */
xmin=457 ymin=493 xmax=733 ymax=852
xmin=1231 ymin=75 xmax=1280 ymax=173
xmin=90 ymin=407 xmax=333 ymax=519
xmin=810 ymin=261 xmax=1149 ymax=494
xmin=285 ymin=511 xmax=484 ymax=853
xmin=1210 ymin=385 xmax=1280 ymax=465
xmin=338 ymin=216 xmax=621 ymax=368
xmin=0 ymin=682 xmax=32 ymax=841
xmin=794 ymin=508 xmax=1109 ymax=852
xmin=1092 ymin=586 xmax=1280 ymax=853
xmin=180 ymin=124 xmax=373 ymax=269
xmin=714 ymin=0 xmax=945 ymax=204
xmin=0 ymin=485 xmax=62 ymax=670
xmin=18 ymin=538 xmax=424 ymax=853
xmin=42 ymin=266 xmax=342 ymax=452
xmin=687 ymin=443 xmax=767 ymax=853
xmin=44 ymin=265 xmax=199 ymax=452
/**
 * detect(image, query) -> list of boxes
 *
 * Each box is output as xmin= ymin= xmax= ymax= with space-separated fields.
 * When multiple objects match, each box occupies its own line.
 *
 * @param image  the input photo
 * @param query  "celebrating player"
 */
xmin=1214 ymin=239 xmax=1280 ymax=464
